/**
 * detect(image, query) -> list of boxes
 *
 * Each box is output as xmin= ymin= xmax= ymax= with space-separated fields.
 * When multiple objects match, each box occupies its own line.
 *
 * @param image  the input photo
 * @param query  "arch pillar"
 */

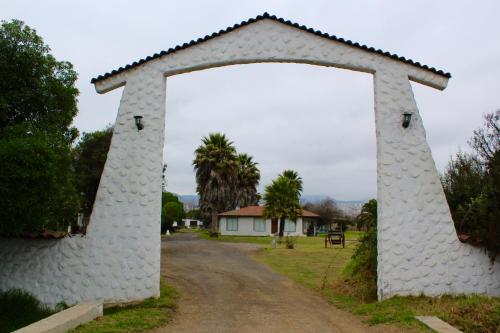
xmin=90 ymin=70 xmax=167 ymax=301
xmin=374 ymin=69 xmax=500 ymax=299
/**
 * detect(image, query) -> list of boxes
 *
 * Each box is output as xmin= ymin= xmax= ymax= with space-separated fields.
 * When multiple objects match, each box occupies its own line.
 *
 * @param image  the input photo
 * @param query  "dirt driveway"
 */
xmin=151 ymin=232 xmax=411 ymax=333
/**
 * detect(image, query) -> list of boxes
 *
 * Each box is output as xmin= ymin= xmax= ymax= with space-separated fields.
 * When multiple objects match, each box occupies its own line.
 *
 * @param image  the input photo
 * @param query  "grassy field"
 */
xmin=202 ymin=231 xmax=500 ymax=332
xmin=71 ymin=279 xmax=178 ymax=333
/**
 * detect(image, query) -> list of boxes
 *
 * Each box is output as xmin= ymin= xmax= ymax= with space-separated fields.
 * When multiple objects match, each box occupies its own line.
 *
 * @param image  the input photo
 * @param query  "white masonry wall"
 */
xmin=0 ymin=18 xmax=498 ymax=306
xmin=0 ymin=68 xmax=166 ymax=307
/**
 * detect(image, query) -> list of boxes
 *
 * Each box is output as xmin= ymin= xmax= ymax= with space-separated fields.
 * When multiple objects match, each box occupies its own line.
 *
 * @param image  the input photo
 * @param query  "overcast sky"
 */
xmin=3 ymin=1 xmax=499 ymax=200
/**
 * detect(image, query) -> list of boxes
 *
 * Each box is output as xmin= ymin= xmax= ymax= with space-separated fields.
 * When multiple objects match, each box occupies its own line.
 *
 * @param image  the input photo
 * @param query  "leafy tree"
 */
xmin=193 ymin=133 xmax=239 ymax=235
xmin=186 ymin=208 xmax=202 ymax=220
xmin=0 ymin=20 xmax=78 ymax=137
xmin=303 ymin=197 xmax=344 ymax=229
xmin=235 ymin=153 xmax=261 ymax=207
xmin=0 ymin=132 xmax=79 ymax=235
xmin=264 ymin=170 xmax=303 ymax=238
xmin=72 ymin=126 xmax=113 ymax=230
xmin=0 ymin=20 xmax=79 ymax=235
xmin=162 ymin=191 xmax=180 ymax=205
xmin=160 ymin=192 xmax=185 ymax=233
xmin=442 ymin=110 xmax=500 ymax=261
xmin=355 ymin=199 xmax=377 ymax=231
xmin=162 ymin=201 xmax=184 ymax=233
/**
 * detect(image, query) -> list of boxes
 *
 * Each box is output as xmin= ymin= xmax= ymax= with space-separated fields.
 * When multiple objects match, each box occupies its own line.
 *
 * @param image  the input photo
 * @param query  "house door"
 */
xmin=271 ymin=219 xmax=278 ymax=234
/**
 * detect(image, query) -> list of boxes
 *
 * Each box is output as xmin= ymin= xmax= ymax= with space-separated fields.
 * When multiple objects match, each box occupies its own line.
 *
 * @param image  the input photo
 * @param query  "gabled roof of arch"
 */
xmin=91 ymin=12 xmax=451 ymax=84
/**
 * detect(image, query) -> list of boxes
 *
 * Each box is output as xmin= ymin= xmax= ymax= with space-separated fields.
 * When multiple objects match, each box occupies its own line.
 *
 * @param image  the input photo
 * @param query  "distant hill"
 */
xmin=177 ymin=194 xmax=199 ymax=204
xmin=175 ymin=193 xmax=367 ymax=212
xmin=300 ymin=194 xmax=367 ymax=205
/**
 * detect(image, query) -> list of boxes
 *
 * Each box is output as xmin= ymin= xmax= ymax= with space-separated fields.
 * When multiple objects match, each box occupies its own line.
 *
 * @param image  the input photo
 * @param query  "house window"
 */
xmin=284 ymin=219 xmax=296 ymax=232
xmin=226 ymin=217 xmax=238 ymax=231
xmin=253 ymin=218 xmax=266 ymax=232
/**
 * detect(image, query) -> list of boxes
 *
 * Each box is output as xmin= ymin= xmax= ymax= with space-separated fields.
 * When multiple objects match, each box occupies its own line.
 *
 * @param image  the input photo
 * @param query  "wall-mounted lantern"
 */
xmin=134 ymin=115 xmax=144 ymax=131
xmin=402 ymin=112 xmax=412 ymax=128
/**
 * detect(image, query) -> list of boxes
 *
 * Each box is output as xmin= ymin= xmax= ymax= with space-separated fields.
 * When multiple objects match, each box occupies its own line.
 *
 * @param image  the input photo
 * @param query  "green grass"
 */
xmin=205 ymin=231 xmax=500 ymax=332
xmin=71 ymin=280 xmax=178 ymax=333
xmin=0 ymin=289 xmax=55 ymax=333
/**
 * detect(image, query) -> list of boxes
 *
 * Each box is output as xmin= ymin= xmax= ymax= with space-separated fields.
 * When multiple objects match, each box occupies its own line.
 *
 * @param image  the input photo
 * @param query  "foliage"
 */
xmin=339 ymin=199 xmax=378 ymax=301
xmin=354 ymin=199 xmax=377 ymax=231
xmin=0 ymin=289 xmax=54 ymax=333
xmin=263 ymin=170 xmax=303 ymax=237
xmin=161 ymin=192 xmax=184 ymax=233
xmin=0 ymin=131 xmax=79 ymax=235
xmin=284 ymin=236 xmax=298 ymax=249
xmin=72 ymin=126 xmax=113 ymax=230
xmin=0 ymin=20 xmax=80 ymax=235
xmin=235 ymin=153 xmax=261 ymax=207
xmin=193 ymin=132 xmax=260 ymax=235
xmin=342 ymin=228 xmax=378 ymax=301
xmin=186 ymin=208 xmax=202 ymax=220
xmin=72 ymin=279 xmax=178 ymax=333
xmin=0 ymin=20 xmax=78 ymax=135
xmin=442 ymin=110 xmax=500 ymax=261
xmin=303 ymin=197 xmax=345 ymax=228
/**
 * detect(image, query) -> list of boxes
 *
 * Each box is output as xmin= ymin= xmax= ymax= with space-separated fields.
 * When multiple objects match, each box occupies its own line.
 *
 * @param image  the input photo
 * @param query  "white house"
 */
xmin=218 ymin=206 xmax=319 ymax=236
xmin=173 ymin=219 xmax=204 ymax=228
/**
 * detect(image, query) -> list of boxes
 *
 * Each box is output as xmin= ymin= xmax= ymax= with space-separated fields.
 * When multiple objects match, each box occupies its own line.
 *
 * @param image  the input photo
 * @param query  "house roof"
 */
xmin=218 ymin=205 xmax=319 ymax=218
xmin=91 ymin=12 xmax=451 ymax=84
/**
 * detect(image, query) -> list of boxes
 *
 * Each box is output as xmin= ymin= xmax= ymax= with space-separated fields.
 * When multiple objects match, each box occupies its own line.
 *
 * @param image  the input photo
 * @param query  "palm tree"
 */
xmin=281 ymin=169 xmax=303 ymax=194
xmin=355 ymin=199 xmax=377 ymax=231
xmin=264 ymin=170 xmax=303 ymax=238
xmin=235 ymin=153 xmax=261 ymax=207
xmin=193 ymin=133 xmax=238 ymax=235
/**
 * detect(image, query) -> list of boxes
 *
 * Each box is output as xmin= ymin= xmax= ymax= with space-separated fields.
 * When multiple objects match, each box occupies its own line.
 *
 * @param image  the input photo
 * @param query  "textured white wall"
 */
xmin=373 ymin=69 xmax=500 ymax=299
xmin=0 ymin=68 xmax=166 ymax=307
xmin=0 ymin=18 xmax=497 ymax=306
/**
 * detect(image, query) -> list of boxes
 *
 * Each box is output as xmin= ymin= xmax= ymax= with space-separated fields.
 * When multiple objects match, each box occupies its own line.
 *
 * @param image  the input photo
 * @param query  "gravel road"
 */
xmin=150 ymin=232 xmax=412 ymax=333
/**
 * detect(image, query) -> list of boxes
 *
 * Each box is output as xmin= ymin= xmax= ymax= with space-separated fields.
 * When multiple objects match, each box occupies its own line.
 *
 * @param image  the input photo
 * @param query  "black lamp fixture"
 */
xmin=402 ymin=112 xmax=412 ymax=128
xmin=134 ymin=115 xmax=144 ymax=131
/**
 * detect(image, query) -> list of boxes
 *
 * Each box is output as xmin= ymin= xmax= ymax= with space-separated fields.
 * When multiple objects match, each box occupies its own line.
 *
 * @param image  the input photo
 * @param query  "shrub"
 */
xmin=72 ymin=127 xmax=113 ymax=230
xmin=0 ymin=130 xmax=79 ymax=236
xmin=442 ymin=111 xmax=500 ymax=261
xmin=0 ymin=289 xmax=54 ymax=333
xmin=0 ymin=20 xmax=79 ymax=236
xmin=284 ymin=235 xmax=297 ymax=249
xmin=342 ymin=227 xmax=378 ymax=301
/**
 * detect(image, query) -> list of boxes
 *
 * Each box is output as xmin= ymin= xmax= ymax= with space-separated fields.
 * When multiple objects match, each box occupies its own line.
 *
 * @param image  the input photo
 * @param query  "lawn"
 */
xmin=71 ymin=279 xmax=178 ymax=333
xmin=203 ymin=231 xmax=500 ymax=333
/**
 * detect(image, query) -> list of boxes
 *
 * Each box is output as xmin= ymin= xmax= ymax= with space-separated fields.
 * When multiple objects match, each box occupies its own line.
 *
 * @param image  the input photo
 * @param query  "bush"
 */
xmin=0 ymin=20 xmax=79 ymax=236
xmin=342 ymin=227 xmax=378 ymax=301
xmin=442 ymin=111 xmax=500 ymax=261
xmin=0 ymin=289 xmax=54 ymax=333
xmin=72 ymin=127 xmax=113 ymax=230
xmin=284 ymin=235 xmax=297 ymax=249
xmin=0 ymin=130 xmax=79 ymax=236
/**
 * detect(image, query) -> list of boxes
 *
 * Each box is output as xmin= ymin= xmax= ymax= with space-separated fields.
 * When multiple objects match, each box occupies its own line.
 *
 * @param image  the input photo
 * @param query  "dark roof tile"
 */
xmin=91 ymin=12 xmax=451 ymax=84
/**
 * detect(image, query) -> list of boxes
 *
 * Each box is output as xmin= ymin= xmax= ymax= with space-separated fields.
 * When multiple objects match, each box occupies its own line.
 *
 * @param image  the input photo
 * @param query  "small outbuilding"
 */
xmin=218 ymin=206 xmax=319 ymax=236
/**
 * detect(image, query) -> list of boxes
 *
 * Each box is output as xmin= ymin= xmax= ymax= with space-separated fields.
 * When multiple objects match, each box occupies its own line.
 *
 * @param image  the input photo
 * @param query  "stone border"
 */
xmin=416 ymin=316 xmax=462 ymax=333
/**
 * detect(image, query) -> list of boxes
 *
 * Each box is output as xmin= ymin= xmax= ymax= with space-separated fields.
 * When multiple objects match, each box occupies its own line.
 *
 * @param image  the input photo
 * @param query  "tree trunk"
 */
xmin=278 ymin=217 xmax=285 ymax=238
xmin=210 ymin=210 xmax=218 ymax=236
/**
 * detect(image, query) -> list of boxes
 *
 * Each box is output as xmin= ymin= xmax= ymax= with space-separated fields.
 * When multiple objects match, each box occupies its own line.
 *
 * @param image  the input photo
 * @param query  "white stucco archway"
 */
xmin=1 ymin=13 xmax=498 ymax=306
